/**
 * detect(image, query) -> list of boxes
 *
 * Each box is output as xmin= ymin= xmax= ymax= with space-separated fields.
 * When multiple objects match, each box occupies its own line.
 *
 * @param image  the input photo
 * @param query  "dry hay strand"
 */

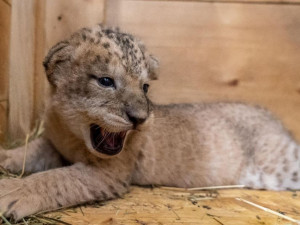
xmin=161 ymin=184 xmax=246 ymax=192
xmin=236 ymin=197 xmax=300 ymax=225
xmin=2 ymin=120 xmax=44 ymax=150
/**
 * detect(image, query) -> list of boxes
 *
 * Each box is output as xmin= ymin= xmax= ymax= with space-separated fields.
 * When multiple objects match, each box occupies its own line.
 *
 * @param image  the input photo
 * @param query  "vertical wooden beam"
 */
xmin=0 ymin=0 xmax=11 ymax=143
xmin=8 ymin=0 xmax=36 ymax=140
xmin=33 ymin=0 xmax=47 ymax=122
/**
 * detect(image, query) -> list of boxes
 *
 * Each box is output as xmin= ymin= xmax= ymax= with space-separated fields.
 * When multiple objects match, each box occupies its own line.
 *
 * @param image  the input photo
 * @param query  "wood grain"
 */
xmin=8 ymin=0 xmax=36 ymax=140
xmin=0 ymin=0 xmax=10 ymax=143
xmin=33 ymin=0 xmax=48 ymax=123
xmin=0 ymin=0 xmax=10 ymax=101
xmin=141 ymin=0 xmax=300 ymax=4
xmin=106 ymin=0 xmax=300 ymax=141
xmin=0 ymin=102 xmax=8 ymax=143
xmin=0 ymin=1 xmax=11 ymax=101
xmin=52 ymin=186 xmax=300 ymax=225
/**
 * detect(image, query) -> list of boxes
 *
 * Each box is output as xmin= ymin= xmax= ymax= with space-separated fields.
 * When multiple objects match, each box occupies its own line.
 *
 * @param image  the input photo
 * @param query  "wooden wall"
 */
xmin=0 ymin=0 xmax=11 ymax=143
xmin=1 ymin=0 xmax=300 ymax=143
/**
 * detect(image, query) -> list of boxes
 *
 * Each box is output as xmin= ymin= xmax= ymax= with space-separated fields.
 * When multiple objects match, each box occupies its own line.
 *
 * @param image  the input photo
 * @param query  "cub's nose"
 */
xmin=126 ymin=111 xmax=147 ymax=128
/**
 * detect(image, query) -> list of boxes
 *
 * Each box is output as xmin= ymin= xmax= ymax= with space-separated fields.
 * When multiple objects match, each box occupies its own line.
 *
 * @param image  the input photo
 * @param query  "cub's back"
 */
xmin=131 ymin=102 xmax=296 ymax=189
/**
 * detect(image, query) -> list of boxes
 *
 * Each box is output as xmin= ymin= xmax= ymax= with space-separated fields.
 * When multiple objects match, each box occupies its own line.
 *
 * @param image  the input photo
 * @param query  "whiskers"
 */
xmin=96 ymin=129 xmax=109 ymax=149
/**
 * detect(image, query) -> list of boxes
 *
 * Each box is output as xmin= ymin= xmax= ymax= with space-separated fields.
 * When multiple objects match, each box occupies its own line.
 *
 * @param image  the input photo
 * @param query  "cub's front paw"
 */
xmin=0 ymin=148 xmax=8 ymax=162
xmin=0 ymin=149 xmax=22 ymax=173
xmin=0 ymin=149 xmax=10 ymax=171
xmin=0 ymin=178 xmax=38 ymax=221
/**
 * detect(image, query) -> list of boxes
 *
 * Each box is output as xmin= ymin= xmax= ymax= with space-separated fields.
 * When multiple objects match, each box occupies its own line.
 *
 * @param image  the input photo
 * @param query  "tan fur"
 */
xmin=0 ymin=25 xmax=299 ymax=221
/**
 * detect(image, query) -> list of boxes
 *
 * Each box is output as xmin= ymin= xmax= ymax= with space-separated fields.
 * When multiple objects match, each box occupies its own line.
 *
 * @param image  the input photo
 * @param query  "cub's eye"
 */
xmin=98 ymin=77 xmax=115 ymax=88
xmin=143 ymin=84 xmax=149 ymax=93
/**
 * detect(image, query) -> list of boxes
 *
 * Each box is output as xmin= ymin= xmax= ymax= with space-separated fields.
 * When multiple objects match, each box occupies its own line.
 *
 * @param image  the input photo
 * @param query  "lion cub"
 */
xmin=0 ymin=25 xmax=299 ymax=220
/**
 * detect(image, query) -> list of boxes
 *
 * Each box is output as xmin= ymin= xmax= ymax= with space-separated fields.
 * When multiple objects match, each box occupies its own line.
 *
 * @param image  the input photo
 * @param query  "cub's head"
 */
xmin=43 ymin=25 xmax=159 ymax=158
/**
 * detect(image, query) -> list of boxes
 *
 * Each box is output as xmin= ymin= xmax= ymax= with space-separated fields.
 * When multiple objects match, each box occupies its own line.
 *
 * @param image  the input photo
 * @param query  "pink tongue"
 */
xmin=105 ymin=134 xmax=115 ymax=147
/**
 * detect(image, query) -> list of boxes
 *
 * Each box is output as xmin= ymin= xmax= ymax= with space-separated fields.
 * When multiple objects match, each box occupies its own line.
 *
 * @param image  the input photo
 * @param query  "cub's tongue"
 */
xmin=105 ymin=133 xmax=116 ymax=148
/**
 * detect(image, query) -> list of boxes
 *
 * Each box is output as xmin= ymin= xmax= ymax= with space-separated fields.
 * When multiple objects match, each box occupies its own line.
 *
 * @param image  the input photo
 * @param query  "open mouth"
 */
xmin=90 ymin=124 xmax=127 ymax=156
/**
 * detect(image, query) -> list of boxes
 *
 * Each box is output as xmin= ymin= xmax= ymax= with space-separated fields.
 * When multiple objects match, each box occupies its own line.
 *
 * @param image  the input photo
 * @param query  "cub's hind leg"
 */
xmin=0 ymin=137 xmax=64 ymax=174
xmin=239 ymin=132 xmax=300 ymax=190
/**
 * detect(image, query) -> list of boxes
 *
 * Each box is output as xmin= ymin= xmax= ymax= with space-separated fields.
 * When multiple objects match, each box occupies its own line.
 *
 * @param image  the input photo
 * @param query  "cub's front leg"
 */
xmin=0 ymin=160 xmax=131 ymax=221
xmin=0 ymin=137 xmax=64 ymax=174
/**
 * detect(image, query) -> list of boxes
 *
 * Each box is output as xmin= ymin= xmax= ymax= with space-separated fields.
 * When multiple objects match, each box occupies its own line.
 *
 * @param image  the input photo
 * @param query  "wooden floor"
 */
xmin=48 ymin=186 xmax=300 ymax=225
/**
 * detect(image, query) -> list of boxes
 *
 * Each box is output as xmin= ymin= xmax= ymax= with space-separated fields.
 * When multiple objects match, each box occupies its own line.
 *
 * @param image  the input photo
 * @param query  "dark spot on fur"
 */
xmin=112 ymin=192 xmax=120 ymax=198
xmin=7 ymin=200 xmax=18 ymax=211
xmin=86 ymin=158 xmax=94 ymax=165
xmin=117 ymin=179 xmax=128 ymax=188
xmin=82 ymin=33 xmax=87 ymax=41
xmin=101 ymin=191 xmax=108 ymax=199
xmin=293 ymin=171 xmax=298 ymax=176
xmin=277 ymin=173 xmax=283 ymax=185
xmin=137 ymin=151 xmax=144 ymax=160
xmin=56 ymin=191 xmax=62 ymax=197
xmin=294 ymin=148 xmax=299 ymax=160
xmin=109 ymin=185 xmax=116 ymax=192
xmin=283 ymin=165 xmax=289 ymax=172
xmin=292 ymin=171 xmax=298 ymax=182
xmin=95 ymin=55 xmax=101 ymax=63
xmin=104 ymin=29 xmax=113 ymax=35
xmin=97 ymin=32 xmax=103 ymax=38
xmin=105 ymin=58 xmax=110 ymax=64
xmin=103 ymin=43 xmax=110 ymax=48
xmin=82 ymin=28 xmax=92 ymax=33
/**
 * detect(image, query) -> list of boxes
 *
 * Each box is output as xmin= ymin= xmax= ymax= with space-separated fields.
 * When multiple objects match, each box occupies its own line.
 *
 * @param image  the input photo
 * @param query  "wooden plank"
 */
xmin=0 ymin=0 xmax=10 ymax=101
xmin=0 ymin=0 xmax=10 ymax=143
xmin=0 ymin=102 xmax=8 ymax=143
xmin=106 ymin=0 xmax=300 ymax=141
xmin=137 ymin=0 xmax=300 ymax=5
xmin=51 ymin=187 xmax=300 ymax=225
xmin=2 ymin=0 xmax=11 ymax=7
xmin=8 ymin=0 xmax=36 ymax=140
xmin=33 ymin=0 xmax=48 ymax=123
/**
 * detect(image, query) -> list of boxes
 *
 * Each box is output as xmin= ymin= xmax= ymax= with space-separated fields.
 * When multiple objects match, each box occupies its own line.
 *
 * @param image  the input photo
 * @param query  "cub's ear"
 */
xmin=137 ymin=40 xmax=159 ymax=80
xmin=147 ymin=54 xmax=159 ymax=80
xmin=43 ymin=41 xmax=73 ymax=86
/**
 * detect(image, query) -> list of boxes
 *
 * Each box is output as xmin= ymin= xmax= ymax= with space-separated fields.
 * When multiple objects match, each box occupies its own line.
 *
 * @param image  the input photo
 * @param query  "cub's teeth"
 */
xmin=120 ymin=131 xmax=127 ymax=138
xmin=101 ymin=128 xmax=107 ymax=136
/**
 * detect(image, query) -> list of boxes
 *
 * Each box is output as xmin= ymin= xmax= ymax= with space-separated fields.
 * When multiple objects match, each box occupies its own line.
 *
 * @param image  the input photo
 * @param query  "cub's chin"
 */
xmin=83 ymin=123 xmax=129 ymax=158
